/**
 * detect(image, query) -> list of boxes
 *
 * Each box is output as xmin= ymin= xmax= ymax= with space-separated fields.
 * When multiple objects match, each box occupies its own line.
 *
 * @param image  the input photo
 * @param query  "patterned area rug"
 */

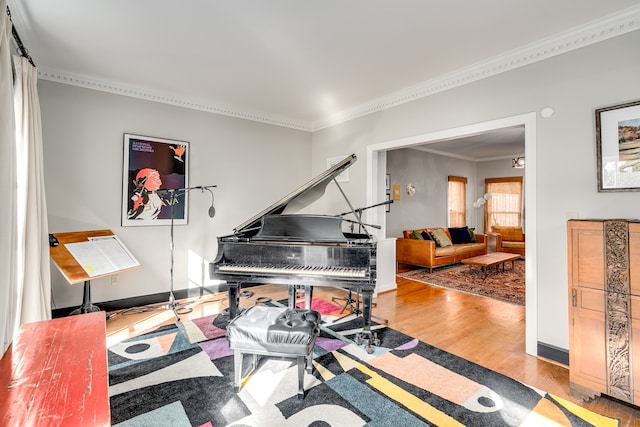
xmin=397 ymin=259 xmax=525 ymax=305
xmin=107 ymin=298 xmax=617 ymax=426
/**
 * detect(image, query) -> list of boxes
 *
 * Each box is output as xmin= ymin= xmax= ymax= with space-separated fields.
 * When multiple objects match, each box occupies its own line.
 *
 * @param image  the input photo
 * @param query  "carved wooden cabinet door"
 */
xmin=568 ymin=219 xmax=640 ymax=406
xmin=630 ymin=223 xmax=640 ymax=405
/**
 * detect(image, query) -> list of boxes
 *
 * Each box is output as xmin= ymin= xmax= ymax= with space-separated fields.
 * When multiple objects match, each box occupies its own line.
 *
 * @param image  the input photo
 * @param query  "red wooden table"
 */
xmin=0 ymin=312 xmax=110 ymax=426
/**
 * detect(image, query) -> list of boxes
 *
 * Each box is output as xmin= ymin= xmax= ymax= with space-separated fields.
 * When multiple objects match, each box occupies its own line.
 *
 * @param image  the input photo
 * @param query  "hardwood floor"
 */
xmin=105 ymin=276 xmax=640 ymax=426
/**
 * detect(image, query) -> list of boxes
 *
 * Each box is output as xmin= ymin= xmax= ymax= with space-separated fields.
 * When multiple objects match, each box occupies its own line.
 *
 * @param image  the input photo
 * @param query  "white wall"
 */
xmin=39 ymin=81 xmax=312 ymax=310
xmin=310 ymin=30 xmax=640 ymax=351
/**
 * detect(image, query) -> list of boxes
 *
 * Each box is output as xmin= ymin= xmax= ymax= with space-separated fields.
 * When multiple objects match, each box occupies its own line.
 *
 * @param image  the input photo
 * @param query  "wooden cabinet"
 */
xmin=632 ymin=224 xmax=640 ymax=406
xmin=633 ymin=295 xmax=640 ymax=405
xmin=568 ymin=219 xmax=639 ymax=406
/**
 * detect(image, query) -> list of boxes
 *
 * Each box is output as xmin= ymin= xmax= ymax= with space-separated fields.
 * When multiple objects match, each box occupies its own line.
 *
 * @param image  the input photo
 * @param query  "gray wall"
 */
xmin=310 ymin=30 xmax=640 ymax=351
xmin=385 ymin=149 xmax=479 ymax=237
xmin=40 ymin=81 xmax=312 ymax=310
xmin=385 ymin=149 xmax=524 ymax=238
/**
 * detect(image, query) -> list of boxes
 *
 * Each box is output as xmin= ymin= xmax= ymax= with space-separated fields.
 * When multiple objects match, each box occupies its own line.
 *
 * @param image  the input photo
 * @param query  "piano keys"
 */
xmin=210 ymin=154 xmax=380 ymax=352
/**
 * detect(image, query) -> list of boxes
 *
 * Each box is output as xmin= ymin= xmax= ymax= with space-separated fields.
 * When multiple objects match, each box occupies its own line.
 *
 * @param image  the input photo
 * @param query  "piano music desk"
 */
xmin=0 ymin=312 xmax=110 ymax=426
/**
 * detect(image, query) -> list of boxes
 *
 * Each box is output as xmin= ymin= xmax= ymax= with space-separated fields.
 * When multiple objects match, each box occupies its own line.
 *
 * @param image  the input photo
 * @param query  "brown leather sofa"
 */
xmin=396 ymin=226 xmax=487 ymax=272
xmin=490 ymin=225 xmax=525 ymax=256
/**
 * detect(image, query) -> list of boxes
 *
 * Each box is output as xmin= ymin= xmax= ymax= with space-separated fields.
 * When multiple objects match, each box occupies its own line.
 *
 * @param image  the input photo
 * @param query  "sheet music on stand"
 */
xmin=65 ymin=235 xmax=139 ymax=277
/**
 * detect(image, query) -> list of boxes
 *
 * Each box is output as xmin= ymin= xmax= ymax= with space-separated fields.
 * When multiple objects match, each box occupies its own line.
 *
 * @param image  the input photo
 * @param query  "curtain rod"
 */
xmin=6 ymin=6 xmax=35 ymax=67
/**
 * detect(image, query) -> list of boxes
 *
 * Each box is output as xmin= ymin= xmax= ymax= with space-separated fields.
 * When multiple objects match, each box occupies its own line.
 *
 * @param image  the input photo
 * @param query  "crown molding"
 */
xmin=311 ymin=5 xmax=640 ymax=131
xmin=36 ymin=5 xmax=640 ymax=133
xmin=36 ymin=69 xmax=314 ymax=132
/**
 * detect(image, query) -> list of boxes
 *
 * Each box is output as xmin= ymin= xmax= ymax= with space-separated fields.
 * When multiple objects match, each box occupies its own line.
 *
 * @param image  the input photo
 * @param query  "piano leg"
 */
xmin=304 ymin=286 xmax=313 ymax=309
xmin=287 ymin=286 xmax=296 ymax=308
xmin=288 ymin=285 xmax=313 ymax=309
xmin=355 ymin=289 xmax=380 ymax=354
xmin=227 ymin=283 xmax=241 ymax=319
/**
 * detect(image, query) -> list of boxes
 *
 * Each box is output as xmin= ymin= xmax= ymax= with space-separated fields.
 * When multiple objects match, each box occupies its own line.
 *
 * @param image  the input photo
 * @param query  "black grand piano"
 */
xmin=209 ymin=153 xmax=380 ymax=351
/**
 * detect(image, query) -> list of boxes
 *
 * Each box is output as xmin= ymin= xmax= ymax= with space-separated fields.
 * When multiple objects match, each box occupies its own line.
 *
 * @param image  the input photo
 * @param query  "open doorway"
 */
xmin=365 ymin=113 xmax=538 ymax=356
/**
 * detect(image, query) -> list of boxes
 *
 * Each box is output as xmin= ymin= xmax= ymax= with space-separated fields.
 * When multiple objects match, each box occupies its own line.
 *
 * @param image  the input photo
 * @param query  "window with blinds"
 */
xmin=484 ymin=177 xmax=523 ymax=230
xmin=448 ymin=176 xmax=467 ymax=227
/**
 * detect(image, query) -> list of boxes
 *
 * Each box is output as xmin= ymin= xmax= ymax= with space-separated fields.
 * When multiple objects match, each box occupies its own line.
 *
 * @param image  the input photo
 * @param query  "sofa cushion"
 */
xmin=453 ymin=242 xmax=486 ymax=255
xmin=502 ymin=241 xmax=525 ymax=249
xmin=448 ymin=226 xmax=472 ymax=244
xmin=492 ymin=226 xmax=524 ymax=242
xmin=434 ymin=246 xmax=456 ymax=256
xmin=430 ymin=228 xmax=453 ymax=247
xmin=409 ymin=230 xmax=424 ymax=239
xmin=420 ymin=230 xmax=433 ymax=241
xmin=468 ymin=227 xmax=477 ymax=243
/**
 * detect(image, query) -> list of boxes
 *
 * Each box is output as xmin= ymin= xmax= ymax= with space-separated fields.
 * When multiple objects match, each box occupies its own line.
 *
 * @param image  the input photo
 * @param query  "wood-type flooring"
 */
xmin=105 ymin=273 xmax=640 ymax=426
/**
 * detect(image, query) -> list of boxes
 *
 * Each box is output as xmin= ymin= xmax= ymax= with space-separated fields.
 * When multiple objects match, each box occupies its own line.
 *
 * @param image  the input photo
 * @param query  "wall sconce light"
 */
xmin=512 ymin=156 xmax=525 ymax=168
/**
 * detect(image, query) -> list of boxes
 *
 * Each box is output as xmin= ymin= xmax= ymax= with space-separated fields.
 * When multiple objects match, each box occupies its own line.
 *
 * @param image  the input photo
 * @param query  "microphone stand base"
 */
xmin=158 ymin=291 xmax=193 ymax=321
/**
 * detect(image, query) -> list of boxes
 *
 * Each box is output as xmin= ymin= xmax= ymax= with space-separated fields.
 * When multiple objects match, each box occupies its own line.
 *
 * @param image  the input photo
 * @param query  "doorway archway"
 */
xmin=365 ymin=112 xmax=537 ymax=356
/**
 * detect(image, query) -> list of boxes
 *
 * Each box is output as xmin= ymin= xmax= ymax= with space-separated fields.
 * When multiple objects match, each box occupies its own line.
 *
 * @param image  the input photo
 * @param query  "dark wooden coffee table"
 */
xmin=461 ymin=252 xmax=521 ymax=278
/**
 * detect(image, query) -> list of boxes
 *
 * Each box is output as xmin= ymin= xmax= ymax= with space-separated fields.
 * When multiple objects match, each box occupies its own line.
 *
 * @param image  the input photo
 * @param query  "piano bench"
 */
xmin=226 ymin=305 xmax=320 ymax=399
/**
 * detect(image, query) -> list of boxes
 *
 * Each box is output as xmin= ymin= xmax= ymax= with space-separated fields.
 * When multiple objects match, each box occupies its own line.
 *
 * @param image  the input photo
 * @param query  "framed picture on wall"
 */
xmin=122 ymin=134 xmax=189 ymax=226
xmin=385 ymin=174 xmax=390 ymax=191
xmin=596 ymin=99 xmax=640 ymax=192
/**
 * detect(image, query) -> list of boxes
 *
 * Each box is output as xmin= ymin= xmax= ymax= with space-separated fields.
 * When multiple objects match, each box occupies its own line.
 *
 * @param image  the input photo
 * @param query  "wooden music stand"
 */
xmin=50 ymin=229 xmax=140 ymax=315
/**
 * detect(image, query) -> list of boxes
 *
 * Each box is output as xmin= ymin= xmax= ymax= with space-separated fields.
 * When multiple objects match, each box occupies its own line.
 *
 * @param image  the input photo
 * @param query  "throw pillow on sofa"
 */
xmin=468 ymin=227 xmax=477 ymax=243
xmin=420 ymin=230 xmax=433 ymax=241
xmin=410 ymin=230 xmax=424 ymax=239
xmin=448 ymin=226 xmax=473 ymax=244
xmin=430 ymin=228 xmax=453 ymax=247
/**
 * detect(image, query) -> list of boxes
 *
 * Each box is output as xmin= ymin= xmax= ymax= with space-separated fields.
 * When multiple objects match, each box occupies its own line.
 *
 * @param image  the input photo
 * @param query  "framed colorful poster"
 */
xmin=122 ymin=134 xmax=189 ymax=226
xmin=596 ymin=100 xmax=640 ymax=192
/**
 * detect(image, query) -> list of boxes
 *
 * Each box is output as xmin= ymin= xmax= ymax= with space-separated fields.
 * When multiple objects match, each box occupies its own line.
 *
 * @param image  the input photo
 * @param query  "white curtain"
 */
xmin=0 ymin=0 xmax=19 ymax=355
xmin=14 ymin=55 xmax=51 ymax=327
xmin=0 ymin=1 xmax=51 ymax=355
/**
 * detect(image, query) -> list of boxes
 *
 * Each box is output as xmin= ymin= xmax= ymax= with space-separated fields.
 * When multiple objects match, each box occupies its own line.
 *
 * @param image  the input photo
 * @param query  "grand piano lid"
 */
xmin=233 ymin=153 xmax=356 ymax=235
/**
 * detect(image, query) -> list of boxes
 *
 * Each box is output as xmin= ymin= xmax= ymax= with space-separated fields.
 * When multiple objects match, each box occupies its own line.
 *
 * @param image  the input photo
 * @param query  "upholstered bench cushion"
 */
xmin=227 ymin=305 xmax=320 ymax=355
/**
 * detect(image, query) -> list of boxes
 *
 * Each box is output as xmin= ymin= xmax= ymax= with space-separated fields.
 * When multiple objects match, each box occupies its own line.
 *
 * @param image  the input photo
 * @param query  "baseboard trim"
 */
xmin=51 ymin=284 xmax=230 ymax=318
xmin=537 ymin=341 xmax=569 ymax=366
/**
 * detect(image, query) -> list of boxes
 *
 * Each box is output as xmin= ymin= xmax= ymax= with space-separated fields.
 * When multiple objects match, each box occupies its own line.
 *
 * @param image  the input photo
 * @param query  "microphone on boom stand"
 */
xmin=194 ymin=185 xmax=216 ymax=218
xmin=155 ymin=185 xmax=218 ymax=321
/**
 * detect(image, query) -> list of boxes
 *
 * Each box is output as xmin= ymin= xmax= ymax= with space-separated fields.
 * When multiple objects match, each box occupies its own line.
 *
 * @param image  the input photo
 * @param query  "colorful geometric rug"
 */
xmin=397 ymin=259 xmax=525 ymax=305
xmin=108 ymin=298 xmax=617 ymax=426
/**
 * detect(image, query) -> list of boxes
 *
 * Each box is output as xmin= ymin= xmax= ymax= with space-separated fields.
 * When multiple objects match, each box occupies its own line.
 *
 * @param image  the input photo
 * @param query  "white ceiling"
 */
xmin=413 ymin=126 xmax=526 ymax=162
xmin=6 ymin=1 xmax=640 ymax=157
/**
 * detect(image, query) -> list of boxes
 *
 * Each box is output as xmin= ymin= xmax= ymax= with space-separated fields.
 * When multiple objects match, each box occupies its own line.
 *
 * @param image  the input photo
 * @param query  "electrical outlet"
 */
xmin=111 ymin=275 xmax=118 ymax=285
